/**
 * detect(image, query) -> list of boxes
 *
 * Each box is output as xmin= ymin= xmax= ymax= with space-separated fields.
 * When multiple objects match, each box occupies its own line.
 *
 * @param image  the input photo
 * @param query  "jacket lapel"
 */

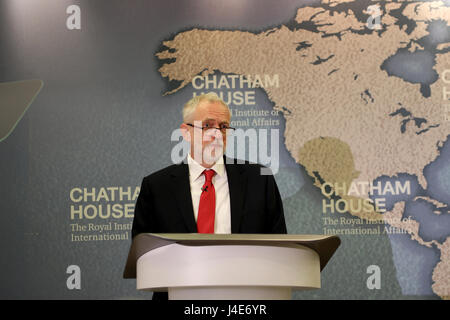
xmin=169 ymin=157 xmax=248 ymax=234
xmin=225 ymin=157 xmax=248 ymax=233
xmin=169 ymin=163 xmax=198 ymax=233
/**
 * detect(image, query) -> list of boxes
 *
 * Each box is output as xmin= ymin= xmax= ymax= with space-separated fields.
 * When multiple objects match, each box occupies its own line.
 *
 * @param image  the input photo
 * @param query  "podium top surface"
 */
xmin=123 ymin=233 xmax=340 ymax=279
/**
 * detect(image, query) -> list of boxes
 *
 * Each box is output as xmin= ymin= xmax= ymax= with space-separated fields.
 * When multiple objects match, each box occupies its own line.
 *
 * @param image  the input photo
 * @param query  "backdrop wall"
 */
xmin=1 ymin=0 xmax=449 ymax=299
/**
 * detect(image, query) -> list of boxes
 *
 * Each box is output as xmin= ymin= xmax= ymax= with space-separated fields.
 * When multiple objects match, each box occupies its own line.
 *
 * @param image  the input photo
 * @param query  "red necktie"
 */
xmin=197 ymin=169 xmax=216 ymax=233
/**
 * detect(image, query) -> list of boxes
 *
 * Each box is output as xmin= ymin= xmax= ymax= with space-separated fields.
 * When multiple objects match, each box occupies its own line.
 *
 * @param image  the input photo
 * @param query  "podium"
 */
xmin=123 ymin=233 xmax=340 ymax=300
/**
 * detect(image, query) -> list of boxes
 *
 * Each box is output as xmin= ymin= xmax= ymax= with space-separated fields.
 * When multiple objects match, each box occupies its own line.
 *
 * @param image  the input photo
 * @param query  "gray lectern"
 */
xmin=123 ymin=233 xmax=340 ymax=300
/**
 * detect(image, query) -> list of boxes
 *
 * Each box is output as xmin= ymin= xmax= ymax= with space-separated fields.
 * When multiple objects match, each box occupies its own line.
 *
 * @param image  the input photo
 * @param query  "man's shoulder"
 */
xmin=225 ymin=157 xmax=262 ymax=168
xmin=142 ymin=162 xmax=186 ymax=182
xmin=141 ymin=157 xmax=274 ymax=183
xmin=224 ymin=157 xmax=273 ymax=176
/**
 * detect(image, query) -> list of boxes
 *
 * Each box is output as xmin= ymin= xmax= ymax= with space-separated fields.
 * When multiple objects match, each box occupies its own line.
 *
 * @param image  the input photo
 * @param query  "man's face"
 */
xmin=181 ymin=100 xmax=231 ymax=167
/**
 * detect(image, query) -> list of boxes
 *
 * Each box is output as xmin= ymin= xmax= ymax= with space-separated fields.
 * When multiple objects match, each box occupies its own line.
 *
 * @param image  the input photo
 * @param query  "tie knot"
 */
xmin=203 ymin=169 xmax=215 ymax=182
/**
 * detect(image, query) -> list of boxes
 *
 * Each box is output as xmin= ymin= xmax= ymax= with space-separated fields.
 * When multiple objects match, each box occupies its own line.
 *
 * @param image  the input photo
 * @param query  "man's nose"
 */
xmin=205 ymin=127 xmax=223 ymax=138
xmin=213 ymin=128 xmax=224 ymax=140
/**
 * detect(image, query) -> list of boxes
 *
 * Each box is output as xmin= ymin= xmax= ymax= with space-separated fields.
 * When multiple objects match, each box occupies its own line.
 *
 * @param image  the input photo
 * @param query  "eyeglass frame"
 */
xmin=185 ymin=123 xmax=236 ymax=133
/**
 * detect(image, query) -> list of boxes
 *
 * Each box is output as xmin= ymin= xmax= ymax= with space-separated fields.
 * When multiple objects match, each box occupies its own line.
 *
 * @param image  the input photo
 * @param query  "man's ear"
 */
xmin=180 ymin=123 xmax=191 ymax=142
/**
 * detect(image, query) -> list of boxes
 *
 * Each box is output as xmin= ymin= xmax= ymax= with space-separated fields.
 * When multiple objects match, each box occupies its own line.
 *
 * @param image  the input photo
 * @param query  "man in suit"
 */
xmin=131 ymin=92 xmax=286 ymax=299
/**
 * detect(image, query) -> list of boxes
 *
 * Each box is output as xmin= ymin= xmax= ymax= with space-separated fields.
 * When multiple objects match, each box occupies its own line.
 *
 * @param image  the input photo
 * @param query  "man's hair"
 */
xmin=182 ymin=92 xmax=230 ymax=122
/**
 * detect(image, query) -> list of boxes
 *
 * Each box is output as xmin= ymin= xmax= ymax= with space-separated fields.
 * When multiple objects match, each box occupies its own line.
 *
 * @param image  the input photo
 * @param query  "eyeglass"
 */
xmin=186 ymin=123 xmax=235 ymax=133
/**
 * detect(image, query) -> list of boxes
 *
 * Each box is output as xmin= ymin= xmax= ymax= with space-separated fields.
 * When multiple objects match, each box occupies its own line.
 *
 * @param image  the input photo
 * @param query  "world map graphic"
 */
xmin=156 ymin=0 xmax=450 ymax=299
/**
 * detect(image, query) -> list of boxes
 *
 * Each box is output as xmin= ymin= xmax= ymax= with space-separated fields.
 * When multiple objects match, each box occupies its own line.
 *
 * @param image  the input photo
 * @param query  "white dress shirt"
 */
xmin=187 ymin=154 xmax=231 ymax=234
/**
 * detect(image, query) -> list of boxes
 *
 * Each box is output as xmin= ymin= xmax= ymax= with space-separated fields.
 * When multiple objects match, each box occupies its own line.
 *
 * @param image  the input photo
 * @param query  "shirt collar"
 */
xmin=187 ymin=153 xmax=225 ymax=181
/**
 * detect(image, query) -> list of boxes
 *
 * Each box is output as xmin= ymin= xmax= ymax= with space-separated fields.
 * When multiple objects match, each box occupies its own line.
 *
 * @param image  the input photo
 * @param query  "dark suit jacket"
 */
xmin=131 ymin=157 xmax=287 ymax=299
xmin=132 ymin=157 xmax=286 ymax=237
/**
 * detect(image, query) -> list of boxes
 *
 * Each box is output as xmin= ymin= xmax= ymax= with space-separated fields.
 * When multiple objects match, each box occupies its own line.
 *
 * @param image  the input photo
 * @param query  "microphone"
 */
xmin=201 ymin=186 xmax=208 ymax=192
